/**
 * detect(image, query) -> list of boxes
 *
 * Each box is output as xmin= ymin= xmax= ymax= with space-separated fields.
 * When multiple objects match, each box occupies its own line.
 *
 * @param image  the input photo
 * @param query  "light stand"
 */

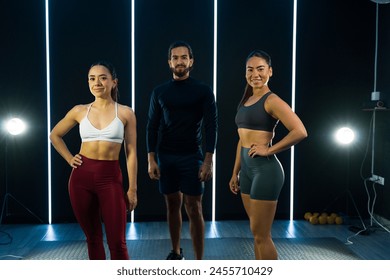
xmin=332 ymin=128 xmax=361 ymax=217
xmin=366 ymin=1 xmax=388 ymax=183
xmin=0 ymin=118 xmax=43 ymax=224
xmin=367 ymin=0 xmax=389 ymax=213
xmin=351 ymin=1 xmax=390 ymax=236
xmin=361 ymin=107 xmax=389 ymax=233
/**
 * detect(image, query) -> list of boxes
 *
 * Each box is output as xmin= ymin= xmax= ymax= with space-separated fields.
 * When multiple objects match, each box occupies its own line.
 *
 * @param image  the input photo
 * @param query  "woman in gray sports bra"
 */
xmin=229 ymin=50 xmax=307 ymax=260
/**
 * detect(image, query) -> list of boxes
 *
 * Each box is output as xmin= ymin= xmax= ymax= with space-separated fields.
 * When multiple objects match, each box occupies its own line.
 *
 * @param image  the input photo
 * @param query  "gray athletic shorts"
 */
xmin=239 ymin=147 xmax=285 ymax=200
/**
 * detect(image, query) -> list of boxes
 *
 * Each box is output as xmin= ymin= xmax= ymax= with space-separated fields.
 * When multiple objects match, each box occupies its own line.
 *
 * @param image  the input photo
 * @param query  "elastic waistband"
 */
xmin=79 ymin=154 xmax=119 ymax=163
xmin=77 ymin=154 xmax=120 ymax=174
xmin=240 ymin=147 xmax=274 ymax=160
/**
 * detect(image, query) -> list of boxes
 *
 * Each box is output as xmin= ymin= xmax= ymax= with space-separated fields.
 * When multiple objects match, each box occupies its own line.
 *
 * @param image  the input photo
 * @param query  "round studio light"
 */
xmin=335 ymin=127 xmax=355 ymax=145
xmin=5 ymin=118 xmax=26 ymax=135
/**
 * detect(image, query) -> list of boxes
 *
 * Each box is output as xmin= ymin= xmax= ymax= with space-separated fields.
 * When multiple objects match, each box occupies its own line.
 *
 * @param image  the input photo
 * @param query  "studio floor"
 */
xmin=0 ymin=219 xmax=389 ymax=260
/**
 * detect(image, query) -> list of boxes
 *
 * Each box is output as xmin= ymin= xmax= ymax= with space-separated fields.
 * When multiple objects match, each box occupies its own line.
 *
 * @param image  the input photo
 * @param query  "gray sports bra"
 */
xmin=235 ymin=91 xmax=279 ymax=132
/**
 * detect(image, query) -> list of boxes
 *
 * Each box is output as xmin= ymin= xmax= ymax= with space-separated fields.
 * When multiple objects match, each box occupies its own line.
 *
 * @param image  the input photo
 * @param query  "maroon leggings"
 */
xmin=68 ymin=155 xmax=129 ymax=260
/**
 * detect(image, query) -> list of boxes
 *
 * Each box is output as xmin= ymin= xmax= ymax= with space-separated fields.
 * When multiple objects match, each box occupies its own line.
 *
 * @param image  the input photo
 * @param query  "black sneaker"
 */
xmin=166 ymin=248 xmax=185 ymax=260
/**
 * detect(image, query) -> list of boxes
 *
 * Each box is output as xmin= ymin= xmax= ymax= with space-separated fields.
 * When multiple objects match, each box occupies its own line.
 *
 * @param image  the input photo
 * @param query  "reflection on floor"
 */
xmin=0 ymin=219 xmax=389 ymax=260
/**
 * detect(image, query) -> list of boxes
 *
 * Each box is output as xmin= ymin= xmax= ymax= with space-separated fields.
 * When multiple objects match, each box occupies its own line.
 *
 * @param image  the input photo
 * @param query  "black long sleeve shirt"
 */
xmin=147 ymin=77 xmax=217 ymax=154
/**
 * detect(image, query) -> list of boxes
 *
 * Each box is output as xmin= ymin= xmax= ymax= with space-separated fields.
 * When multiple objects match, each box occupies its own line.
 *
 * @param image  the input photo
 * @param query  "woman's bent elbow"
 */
xmin=300 ymin=129 xmax=308 ymax=140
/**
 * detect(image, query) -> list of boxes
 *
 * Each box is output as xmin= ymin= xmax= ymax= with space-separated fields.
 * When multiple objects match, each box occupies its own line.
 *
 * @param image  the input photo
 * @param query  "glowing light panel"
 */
xmin=212 ymin=0 xmax=218 ymax=222
xmin=5 ymin=118 xmax=26 ymax=135
xmin=335 ymin=127 xmax=355 ymax=145
xmin=130 ymin=0 xmax=135 ymax=223
xmin=46 ymin=0 xmax=52 ymax=224
xmin=290 ymin=0 xmax=298 ymax=221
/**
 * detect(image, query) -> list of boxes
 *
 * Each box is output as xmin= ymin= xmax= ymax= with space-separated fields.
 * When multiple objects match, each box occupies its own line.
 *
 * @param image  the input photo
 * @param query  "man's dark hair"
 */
xmin=167 ymin=40 xmax=194 ymax=60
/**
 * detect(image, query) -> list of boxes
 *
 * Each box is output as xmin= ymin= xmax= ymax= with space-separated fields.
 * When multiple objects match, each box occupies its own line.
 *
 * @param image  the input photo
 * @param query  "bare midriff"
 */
xmin=79 ymin=141 xmax=122 ymax=160
xmin=238 ymin=128 xmax=274 ymax=148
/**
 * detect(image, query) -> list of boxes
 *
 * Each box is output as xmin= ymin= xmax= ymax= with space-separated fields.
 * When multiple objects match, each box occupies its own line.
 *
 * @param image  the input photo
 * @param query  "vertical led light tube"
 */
xmin=130 ymin=0 xmax=135 ymax=223
xmin=290 ymin=0 xmax=298 ymax=221
xmin=131 ymin=0 xmax=136 ymax=113
xmin=45 ymin=0 xmax=52 ymax=224
xmin=212 ymin=0 xmax=218 ymax=222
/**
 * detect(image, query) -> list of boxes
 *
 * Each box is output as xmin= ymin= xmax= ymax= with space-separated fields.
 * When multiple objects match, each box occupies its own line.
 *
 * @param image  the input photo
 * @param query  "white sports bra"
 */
xmin=79 ymin=102 xmax=124 ymax=144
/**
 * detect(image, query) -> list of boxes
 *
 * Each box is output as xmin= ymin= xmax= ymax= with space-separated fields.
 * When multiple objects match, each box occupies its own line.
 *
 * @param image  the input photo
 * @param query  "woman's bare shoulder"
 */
xmin=118 ymin=104 xmax=135 ymax=115
xmin=65 ymin=103 xmax=91 ymax=120
xmin=266 ymin=92 xmax=288 ymax=106
xmin=71 ymin=103 xmax=90 ymax=112
xmin=117 ymin=104 xmax=136 ymax=124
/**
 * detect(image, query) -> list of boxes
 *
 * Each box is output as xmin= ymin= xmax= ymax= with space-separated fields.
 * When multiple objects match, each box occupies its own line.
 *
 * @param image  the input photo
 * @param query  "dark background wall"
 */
xmin=0 ymin=0 xmax=47 ymax=223
xmin=48 ymin=0 xmax=132 ymax=222
xmin=134 ymin=0 xmax=215 ymax=221
xmin=373 ymin=0 xmax=390 ymax=220
xmin=295 ymin=0 xmax=390 ymax=220
xmin=1 ymin=0 xmax=389 ymax=224
xmin=216 ymin=0 xmax=294 ymax=220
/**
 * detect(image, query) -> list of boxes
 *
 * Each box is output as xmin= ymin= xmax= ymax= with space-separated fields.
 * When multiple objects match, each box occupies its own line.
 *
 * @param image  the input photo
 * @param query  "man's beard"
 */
xmin=170 ymin=65 xmax=191 ymax=77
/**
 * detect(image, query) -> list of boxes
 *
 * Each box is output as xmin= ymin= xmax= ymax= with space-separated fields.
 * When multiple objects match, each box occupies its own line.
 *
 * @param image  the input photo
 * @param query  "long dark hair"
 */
xmin=237 ymin=50 xmax=272 ymax=109
xmin=89 ymin=61 xmax=119 ymax=101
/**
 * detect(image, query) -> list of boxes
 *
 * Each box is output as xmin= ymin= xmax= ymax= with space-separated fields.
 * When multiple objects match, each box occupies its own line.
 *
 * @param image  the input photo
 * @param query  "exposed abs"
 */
xmin=238 ymin=128 xmax=274 ymax=148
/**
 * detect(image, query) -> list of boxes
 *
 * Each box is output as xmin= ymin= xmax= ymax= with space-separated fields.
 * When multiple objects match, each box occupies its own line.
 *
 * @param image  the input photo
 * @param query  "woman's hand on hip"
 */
xmin=68 ymin=154 xmax=83 ymax=168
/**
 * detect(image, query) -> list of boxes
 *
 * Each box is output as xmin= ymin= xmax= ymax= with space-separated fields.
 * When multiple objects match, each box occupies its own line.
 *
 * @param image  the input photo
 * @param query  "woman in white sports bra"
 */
xmin=50 ymin=61 xmax=137 ymax=260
